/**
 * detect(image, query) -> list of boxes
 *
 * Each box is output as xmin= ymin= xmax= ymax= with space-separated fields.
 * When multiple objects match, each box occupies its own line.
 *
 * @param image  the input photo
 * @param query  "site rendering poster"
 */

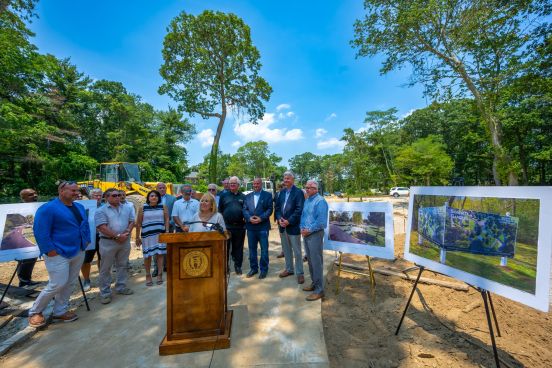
xmin=405 ymin=187 xmax=552 ymax=312
xmin=326 ymin=201 xmax=394 ymax=259
xmin=0 ymin=200 xmax=98 ymax=262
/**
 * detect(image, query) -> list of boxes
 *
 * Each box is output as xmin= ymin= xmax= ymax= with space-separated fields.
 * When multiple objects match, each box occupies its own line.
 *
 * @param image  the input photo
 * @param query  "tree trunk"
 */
xmin=209 ymin=111 xmax=226 ymax=183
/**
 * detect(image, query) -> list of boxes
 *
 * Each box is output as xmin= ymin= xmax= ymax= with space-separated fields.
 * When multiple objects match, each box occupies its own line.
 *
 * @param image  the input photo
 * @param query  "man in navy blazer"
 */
xmin=274 ymin=171 xmax=305 ymax=284
xmin=243 ymin=178 xmax=274 ymax=279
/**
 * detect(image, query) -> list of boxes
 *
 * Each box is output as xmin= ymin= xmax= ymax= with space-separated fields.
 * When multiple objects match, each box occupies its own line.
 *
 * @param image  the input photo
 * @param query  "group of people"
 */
xmin=24 ymin=171 xmax=328 ymax=328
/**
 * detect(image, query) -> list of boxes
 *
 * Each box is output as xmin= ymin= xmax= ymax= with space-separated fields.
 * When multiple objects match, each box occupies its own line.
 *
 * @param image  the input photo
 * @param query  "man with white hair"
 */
xmin=274 ymin=171 xmax=305 ymax=284
xmin=300 ymin=180 xmax=328 ymax=301
xmin=218 ymin=176 xmax=246 ymax=275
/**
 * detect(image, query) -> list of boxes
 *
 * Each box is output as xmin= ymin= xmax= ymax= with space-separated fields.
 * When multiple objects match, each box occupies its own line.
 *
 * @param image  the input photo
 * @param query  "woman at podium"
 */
xmin=189 ymin=193 xmax=226 ymax=233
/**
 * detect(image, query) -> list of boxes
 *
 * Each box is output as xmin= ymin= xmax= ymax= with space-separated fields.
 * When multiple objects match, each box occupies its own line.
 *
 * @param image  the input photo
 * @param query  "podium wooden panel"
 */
xmin=158 ymin=231 xmax=233 ymax=355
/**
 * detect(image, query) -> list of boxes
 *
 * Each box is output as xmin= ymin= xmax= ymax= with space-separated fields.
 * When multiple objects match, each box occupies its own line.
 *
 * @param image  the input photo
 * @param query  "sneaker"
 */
xmin=82 ymin=279 xmax=91 ymax=292
xmin=100 ymin=295 xmax=112 ymax=304
xmin=53 ymin=311 xmax=78 ymax=323
xmin=116 ymin=288 xmax=134 ymax=295
xmin=28 ymin=313 xmax=46 ymax=328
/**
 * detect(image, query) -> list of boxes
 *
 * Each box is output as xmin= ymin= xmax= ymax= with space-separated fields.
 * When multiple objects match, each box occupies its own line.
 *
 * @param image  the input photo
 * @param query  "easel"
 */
xmin=334 ymin=251 xmax=376 ymax=300
xmin=0 ymin=258 xmax=90 ymax=312
xmin=395 ymin=266 xmax=502 ymax=368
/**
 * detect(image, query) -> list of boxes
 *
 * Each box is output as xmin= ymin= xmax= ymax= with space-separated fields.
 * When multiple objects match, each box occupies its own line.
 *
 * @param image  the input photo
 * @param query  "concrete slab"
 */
xmin=0 ymin=235 xmax=331 ymax=368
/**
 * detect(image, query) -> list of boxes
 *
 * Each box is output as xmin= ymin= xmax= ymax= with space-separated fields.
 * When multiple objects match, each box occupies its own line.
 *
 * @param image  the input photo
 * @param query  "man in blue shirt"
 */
xmin=28 ymin=181 xmax=91 ymax=328
xmin=243 ymin=178 xmax=273 ymax=279
xmin=300 ymin=180 xmax=328 ymax=301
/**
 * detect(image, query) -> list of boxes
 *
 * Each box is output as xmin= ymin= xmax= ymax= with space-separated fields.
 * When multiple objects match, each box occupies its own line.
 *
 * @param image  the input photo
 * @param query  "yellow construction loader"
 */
xmin=77 ymin=162 xmax=178 ymax=211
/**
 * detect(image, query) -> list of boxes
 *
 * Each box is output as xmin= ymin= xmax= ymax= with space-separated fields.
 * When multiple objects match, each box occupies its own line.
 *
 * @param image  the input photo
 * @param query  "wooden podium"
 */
xmin=158 ymin=231 xmax=233 ymax=355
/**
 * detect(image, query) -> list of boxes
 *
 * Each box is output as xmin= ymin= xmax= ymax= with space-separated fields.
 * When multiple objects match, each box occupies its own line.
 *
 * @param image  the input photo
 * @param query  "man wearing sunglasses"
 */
xmin=172 ymin=184 xmax=199 ymax=233
xmin=28 ymin=181 xmax=91 ymax=328
xmin=94 ymin=188 xmax=135 ymax=304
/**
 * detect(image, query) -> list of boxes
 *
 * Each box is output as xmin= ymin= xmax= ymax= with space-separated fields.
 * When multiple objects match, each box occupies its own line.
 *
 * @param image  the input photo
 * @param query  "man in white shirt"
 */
xmin=172 ymin=184 xmax=199 ymax=232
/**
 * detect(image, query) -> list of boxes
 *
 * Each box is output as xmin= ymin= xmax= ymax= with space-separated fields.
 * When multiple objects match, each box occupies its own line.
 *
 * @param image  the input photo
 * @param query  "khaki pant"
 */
xmin=98 ymin=238 xmax=130 ymax=297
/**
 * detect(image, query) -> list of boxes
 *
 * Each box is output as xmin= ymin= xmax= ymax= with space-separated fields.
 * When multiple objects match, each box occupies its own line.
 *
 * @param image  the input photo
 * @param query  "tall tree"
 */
xmin=228 ymin=141 xmax=281 ymax=179
xmin=159 ymin=10 xmax=272 ymax=183
xmin=395 ymin=135 xmax=454 ymax=185
xmin=288 ymin=152 xmax=322 ymax=185
xmin=352 ymin=0 xmax=550 ymax=185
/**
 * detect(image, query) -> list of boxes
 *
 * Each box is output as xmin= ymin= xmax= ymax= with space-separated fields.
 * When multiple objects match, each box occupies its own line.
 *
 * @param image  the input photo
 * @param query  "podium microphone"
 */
xmin=184 ymin=221 xmax=225 ymax=234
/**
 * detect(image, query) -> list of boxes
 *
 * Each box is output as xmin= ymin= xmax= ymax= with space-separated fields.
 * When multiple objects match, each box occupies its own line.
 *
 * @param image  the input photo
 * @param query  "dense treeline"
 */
xmin=0 ymin=1 xmax=195 ymax=197
xmin=287 ymin=94 xmax=551 ymax=195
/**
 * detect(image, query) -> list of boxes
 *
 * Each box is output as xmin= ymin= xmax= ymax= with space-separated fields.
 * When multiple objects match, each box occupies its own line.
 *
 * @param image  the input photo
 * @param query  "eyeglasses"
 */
xmin=208 ymin=188 xmax=216 ymax=192
xmin=110 ymin=194 xmax=122 ymax=197
xmin=305 ymin=187 xmax=317 ymax=190
xmin=229 ymin=182 xmax=238 ymax=186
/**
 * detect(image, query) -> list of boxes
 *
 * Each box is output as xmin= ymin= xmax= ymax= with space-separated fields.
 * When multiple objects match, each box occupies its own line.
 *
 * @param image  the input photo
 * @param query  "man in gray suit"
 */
xmin=153 ymin=182 xmax=176 ymax=277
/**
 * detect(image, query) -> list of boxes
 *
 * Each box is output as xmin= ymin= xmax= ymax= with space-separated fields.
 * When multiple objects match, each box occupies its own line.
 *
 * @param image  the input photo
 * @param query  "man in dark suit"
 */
xmin=243 ymin=177 xmax=274 ymax=279
xmin=153 ymin=182 xmax=176 ymax=277
xmin=274 ymin=171 xmax=305 ymax=284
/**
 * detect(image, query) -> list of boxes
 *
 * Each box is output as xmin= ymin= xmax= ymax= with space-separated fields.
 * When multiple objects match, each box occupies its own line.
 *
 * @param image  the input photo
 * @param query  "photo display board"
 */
xmin=325 ymin=201 xmax=394 ymax=259
xmin=0 ymin=200 xmax=98 ymax=262
xmin=405 ymin=187 xmax=552 ymax=312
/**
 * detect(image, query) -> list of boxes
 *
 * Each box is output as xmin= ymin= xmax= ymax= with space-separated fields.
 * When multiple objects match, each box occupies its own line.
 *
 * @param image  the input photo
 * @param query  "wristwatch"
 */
xmin=114 ymin=233 xmax=121 ymax=240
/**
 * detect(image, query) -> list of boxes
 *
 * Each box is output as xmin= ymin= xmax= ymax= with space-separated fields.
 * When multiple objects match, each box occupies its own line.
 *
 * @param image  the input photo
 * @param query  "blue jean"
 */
xmin=248 ymin=229 xmax=269 ymax=274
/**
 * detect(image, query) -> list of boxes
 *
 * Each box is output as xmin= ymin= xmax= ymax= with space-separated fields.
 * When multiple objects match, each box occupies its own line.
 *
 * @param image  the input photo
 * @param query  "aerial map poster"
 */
xmin=326 ymin=201 xmax=394 ymax=259
xmin=0 ymin=200 xmax=98 ymax=262
xmin=405 ymin=186 xmax=552 ymax=312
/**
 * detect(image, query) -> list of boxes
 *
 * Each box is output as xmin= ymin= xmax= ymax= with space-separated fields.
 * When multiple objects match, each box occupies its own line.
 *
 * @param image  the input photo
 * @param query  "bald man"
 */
xmin=17 ymin=188 xmax=40 ymax=287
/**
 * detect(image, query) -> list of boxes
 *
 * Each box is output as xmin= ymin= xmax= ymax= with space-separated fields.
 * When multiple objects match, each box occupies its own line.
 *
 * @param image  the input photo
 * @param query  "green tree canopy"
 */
xmin=159 ymin=10 xmax=272 ymax=182
xmin=352 ymin=0 xmax=550 ymax=185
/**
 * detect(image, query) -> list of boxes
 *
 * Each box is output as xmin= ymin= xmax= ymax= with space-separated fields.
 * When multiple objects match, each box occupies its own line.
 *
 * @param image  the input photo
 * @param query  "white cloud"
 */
xmin=317 ymin=137 xmax=345 ymax=150
xmin=355 ymin=126 xmax=368 ymax=134
xmin=286 ymin=111 xmax=295 ymax=118
xmin=231 ymin=141 xmax=241 ymax=148
xmin=234 ymin=113 xmax=303 ymax=143
xmin=276 ymin=103 xmax=291 ymax=111
xmin=197 ymin=129 xmax=214 ymax=147
xmin=325 ymin=112 xmax=337 ymax=121
xmin=315 ymin=128 xmax=327 ymax=138
xmin=400 ymin=109 xmax=415 ymax=119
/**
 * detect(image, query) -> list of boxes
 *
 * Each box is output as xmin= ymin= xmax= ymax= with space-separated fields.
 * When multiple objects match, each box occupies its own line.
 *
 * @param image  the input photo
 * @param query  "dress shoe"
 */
xmin=259 ymin=272 xmax=267 ymax=279
xmin=235 ymin=266 xmax=242 ymax=275
xmin=19 ymin=280 xmax=40 ymax=287
xmin=303 ymin=284 xmax=315 ymax=292
xmin=246 ymin=270 xmax=258 ymax=278
xmin=297 ymin=275 xmax=305 ymax=284
xmin=277 ymin=252 xmax=285 ymax=258
xmin=279 ymin=270 xmax=294 ymax=278
xmin=306 ymin=293 xmax=324 ymax=301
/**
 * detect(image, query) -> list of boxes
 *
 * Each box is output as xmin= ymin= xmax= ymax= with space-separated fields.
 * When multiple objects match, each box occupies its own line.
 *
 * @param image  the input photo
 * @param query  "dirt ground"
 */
xmin=322 ymin=233 xmax=552 ymax=368
xmin=2 ymin=196 xmax=552 ymax=367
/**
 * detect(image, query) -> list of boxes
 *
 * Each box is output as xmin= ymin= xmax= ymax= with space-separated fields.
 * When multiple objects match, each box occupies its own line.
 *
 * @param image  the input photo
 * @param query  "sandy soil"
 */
xmin=322 ymin=232 xmax=552 ymax=368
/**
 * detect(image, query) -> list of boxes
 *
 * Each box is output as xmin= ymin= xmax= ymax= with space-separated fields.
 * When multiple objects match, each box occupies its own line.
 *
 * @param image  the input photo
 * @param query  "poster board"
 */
xmin=325 ymin=201 xmax=394 ymax=259
xmin=405 ymin=186 xmax=552 ymax=312
xmin=0 ymin=200 xmax=98 ymax=262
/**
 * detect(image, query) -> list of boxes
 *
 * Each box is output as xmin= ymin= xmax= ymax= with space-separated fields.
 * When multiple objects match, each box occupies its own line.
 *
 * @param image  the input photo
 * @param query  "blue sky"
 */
xmin=28 ymin=1 xmax=427 ymax=167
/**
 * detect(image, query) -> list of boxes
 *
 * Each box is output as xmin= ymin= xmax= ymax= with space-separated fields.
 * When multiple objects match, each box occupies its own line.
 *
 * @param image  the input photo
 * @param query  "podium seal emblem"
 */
xmin=183 ymin=250 xmax=209 ymax=277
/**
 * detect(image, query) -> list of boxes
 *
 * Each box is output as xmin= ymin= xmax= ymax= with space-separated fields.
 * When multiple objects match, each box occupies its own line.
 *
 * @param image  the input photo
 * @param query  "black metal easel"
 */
xmin=0 ymin=259 xmax=90 ymax=312
xmin=0 ymin=260 xmax=21 ymax=306
xmin=395 ymin=266 xmax=502 ymax=368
